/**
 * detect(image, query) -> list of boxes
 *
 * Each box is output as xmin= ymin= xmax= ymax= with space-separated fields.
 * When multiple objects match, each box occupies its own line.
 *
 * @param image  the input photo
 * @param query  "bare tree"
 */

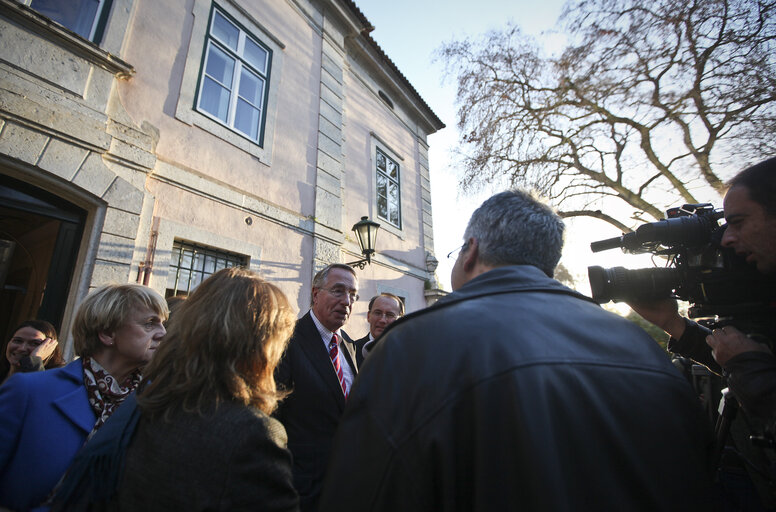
xmin=440 ymin=0 xmax=776 ymax=231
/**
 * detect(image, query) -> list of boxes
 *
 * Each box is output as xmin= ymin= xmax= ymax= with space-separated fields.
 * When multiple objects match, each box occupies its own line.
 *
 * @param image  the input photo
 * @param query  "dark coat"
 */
xmin=670 ymin=320 xmax=776 ymax=506
xmin=274 ymin=312 xmax=358 ymax=512
xmin=354 ymin=334 xmax=370 ymax=367
xmin=0 ymin=359 xmax=95 ymax=511
xmin=320 ymin=265 xmax=715 ymax=512
xmin=111 ymin=400 xmax=298 ymax=511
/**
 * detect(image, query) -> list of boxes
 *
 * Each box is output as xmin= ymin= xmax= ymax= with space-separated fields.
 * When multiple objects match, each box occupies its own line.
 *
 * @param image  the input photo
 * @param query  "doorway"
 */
xmin=0 ymin=173 xmax=85 ymax=342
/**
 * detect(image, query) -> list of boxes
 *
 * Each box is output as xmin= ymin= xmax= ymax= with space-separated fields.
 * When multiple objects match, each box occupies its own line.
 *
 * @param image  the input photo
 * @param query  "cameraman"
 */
xmin=630 ymin=156 xmax=776 ymax=506
xmin=632 ymin=157 xmax=775 ymax=418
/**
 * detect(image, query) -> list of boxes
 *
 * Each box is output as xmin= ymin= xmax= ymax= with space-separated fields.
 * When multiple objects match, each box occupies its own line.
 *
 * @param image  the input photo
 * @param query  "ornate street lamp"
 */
xmin=348 ymin=216 xmax=380 ymax=269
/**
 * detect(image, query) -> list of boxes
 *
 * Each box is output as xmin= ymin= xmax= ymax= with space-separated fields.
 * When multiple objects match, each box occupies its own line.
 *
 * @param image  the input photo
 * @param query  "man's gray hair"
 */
xmin=310 ymin=263 xmax=357 ymax=306
xmin=464 ymin=189 xmax=564 ymax=277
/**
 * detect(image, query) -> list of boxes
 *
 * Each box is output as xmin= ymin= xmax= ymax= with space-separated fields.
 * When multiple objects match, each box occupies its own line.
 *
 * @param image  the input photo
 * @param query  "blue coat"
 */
xmin=0 ymin=359 xmax=95 ymax=511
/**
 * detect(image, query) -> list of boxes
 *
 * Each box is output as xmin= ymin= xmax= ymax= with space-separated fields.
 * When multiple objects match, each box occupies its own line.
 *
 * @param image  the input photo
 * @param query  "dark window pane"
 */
xmin=235 ymin=99 xmax=260 ymax=139
xmin=166 ymin=267 xmax=178 ymax=291
xmin=376 ymin=151 xmax=386 ymax=170
xmin=388 ymin=160 xmax=398 ymax=179
xmin=189 ymin=271 xmax=203 ymax=291
xmin=177 ymin=269 xmax=191 ymax=292
xmin=200 ymin=78 xmax=231 ymax=122
xmin=388 ymin=182 xmax=399 ymax=201
xmin=204 ymin=254 xmax=216 ymax=274
xmin=212 ymin=11 xmax=239 ymax=51
xmin=377 ymin=195 xmax=388 ymax=218
xmin=205 ymin=44 xmax=234 ymax=87
xmin=180 ymin=248 xmax=193 ymax=269
xmin=238 ymin=69 xmax=263 ymax=106
xmin=192 ymin=251 xmax=205 ymax=272
xmin=31 ymin=0 xmax=100 ymax=40
xmin=244 ymin=37 xmax=268 ymax=73
xmin=390 ymin=205 xmax=399 ymax=225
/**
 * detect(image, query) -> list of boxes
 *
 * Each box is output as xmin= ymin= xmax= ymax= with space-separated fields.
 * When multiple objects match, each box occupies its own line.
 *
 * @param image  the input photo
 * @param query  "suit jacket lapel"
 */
xmin=339 ymin=331 xmax=358 ymax=374
xmin=297 ymin=313 xmax=348 ymax=410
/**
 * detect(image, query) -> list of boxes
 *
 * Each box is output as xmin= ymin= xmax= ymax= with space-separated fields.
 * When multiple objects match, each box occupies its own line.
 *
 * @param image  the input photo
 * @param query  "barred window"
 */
xmin=166 ymin=240 xmax=247 ymax=297
xmin=376 ymin=147 xmax=401 ymax=229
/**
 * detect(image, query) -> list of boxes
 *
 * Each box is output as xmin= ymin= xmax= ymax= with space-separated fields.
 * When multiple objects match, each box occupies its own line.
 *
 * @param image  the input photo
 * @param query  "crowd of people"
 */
xmin=0 ymin=157 xmax=773 ymax=511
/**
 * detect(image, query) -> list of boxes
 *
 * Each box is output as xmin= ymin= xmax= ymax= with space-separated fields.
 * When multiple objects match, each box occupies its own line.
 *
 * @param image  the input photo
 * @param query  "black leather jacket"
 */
xmin=320 ymin=266 xmax=715 ymax=511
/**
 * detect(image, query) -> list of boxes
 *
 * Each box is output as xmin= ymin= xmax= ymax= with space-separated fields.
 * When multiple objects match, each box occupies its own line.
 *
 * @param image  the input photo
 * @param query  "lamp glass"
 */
xmin=353 ymin=216 xmax=379 ymax=257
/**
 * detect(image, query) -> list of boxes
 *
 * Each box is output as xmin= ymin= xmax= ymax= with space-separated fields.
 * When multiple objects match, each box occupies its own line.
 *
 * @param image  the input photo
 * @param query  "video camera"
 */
xmin=587 ymin=203 xmax=776 ymax=337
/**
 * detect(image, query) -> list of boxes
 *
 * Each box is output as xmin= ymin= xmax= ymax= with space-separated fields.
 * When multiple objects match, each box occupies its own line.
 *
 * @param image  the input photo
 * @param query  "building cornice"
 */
xmin=335 ymin=0 xmax=445 ymax=133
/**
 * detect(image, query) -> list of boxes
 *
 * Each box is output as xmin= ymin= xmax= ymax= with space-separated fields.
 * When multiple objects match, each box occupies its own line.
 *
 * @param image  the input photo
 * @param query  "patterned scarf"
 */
xmin=82 ymin=356 xmax=142 ymax=436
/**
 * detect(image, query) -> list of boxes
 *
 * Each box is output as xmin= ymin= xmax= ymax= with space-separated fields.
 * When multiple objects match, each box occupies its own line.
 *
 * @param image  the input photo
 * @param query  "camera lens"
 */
xmin=588 ymin=266 xmax=679 ymax=303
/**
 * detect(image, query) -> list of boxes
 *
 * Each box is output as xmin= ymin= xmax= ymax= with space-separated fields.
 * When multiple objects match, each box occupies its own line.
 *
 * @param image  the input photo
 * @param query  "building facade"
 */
xmin=0 ymin=0 xmax=444 ymax=354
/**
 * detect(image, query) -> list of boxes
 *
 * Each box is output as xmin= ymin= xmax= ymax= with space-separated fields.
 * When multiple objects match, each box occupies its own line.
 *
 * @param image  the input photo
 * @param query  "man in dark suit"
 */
xmin=275 ymin=263 xmax=359 ymax=512
xmin=354 ymin=293 xmax=404 ymax=366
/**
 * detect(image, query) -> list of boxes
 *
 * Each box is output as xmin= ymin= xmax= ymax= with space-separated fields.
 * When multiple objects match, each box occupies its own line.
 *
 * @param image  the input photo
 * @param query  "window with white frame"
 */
xmin=24 ymin=0 xmax=112 ymax=42
xmin=195 ymin=6 xmax=272 ymax=145
xmin=376 ymin=147 xmax=401 ymax=229
xmin=166 ymin=240 xmax=247 ymax=297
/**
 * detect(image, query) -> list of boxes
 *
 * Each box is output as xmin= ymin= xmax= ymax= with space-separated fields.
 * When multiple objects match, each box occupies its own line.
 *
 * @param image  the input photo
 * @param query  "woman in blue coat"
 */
xmin=50 ymin=267 xmax=299 ymax=511
xmin=0 ymin=283 xmax=167 ymax=511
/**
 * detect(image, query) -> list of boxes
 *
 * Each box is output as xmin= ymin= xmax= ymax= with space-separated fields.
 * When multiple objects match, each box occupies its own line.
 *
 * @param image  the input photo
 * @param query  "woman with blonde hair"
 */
xmin=51 ymin=267 xmax=299 ymax=511
xmin=0 ymin=284 xmax=167 ymax=511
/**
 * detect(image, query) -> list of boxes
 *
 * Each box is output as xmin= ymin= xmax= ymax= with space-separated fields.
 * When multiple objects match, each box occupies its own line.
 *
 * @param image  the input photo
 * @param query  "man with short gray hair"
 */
xmin=275 ymin=263 xmax=360 ymax=512
xmin=320 ymin=189 xmax=714 ymax=511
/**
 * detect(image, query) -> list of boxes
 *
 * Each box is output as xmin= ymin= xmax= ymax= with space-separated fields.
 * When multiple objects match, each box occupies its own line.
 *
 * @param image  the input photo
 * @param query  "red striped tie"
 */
xmin=329 ymin=334 xmax=348 ymax=398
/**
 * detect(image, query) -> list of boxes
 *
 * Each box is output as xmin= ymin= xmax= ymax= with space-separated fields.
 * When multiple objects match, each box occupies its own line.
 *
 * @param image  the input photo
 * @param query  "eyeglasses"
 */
xmin=321 ymin=287 xmax=359 ymax=303
xmin=447 ymin=241 xmax=469 ymax=260
xmin=370 ymin=310 xmax=399 ymax=320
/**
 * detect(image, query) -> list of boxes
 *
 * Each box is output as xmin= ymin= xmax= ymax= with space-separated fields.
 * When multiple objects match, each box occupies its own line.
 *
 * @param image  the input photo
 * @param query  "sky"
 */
xmin=355 ymin=0 xmax=652 ymax=294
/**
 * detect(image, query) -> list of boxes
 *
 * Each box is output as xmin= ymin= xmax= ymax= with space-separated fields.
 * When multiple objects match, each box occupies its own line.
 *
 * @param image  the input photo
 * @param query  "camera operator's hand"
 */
xmin=706 ymin=326 xmax=773 ymax=367
xmin=627 ymin=298 xmax=687 ymax=339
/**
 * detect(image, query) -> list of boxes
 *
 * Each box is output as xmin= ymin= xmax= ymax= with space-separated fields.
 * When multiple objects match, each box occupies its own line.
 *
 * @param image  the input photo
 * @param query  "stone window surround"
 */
xmin=195 ymin=4 xmax=272 ymax=145
xmin=166 ymin=238 xmax=248 ymax=296
xmin=176 ymin=0 xmax=285 ymax=163
xmin=151 ymin=217 xmax=263 ymax=294
xmin=369 ymin=133 xmax=404 ymax=239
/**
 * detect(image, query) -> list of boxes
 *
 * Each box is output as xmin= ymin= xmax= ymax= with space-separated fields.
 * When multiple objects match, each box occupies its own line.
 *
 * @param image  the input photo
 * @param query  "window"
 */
xmin=195 ymin=6 xmax=272 ymax=145
xmin=376 ymin=147 xmax=401 ymax=229
xmin=24 ymin=0 xmax=112 ymax=42
xmin=166 ymin=240 xmax=246 ymax=297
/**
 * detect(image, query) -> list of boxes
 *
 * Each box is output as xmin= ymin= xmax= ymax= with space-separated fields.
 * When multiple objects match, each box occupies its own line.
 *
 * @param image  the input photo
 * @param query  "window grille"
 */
xmin=166 ymin=240 xmax=246 ymax=297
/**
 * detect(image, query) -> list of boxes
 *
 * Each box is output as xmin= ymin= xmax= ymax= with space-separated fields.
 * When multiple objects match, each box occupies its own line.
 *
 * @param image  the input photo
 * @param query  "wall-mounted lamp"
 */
xmin=348 ymin=216 xmax=380 ymax=269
